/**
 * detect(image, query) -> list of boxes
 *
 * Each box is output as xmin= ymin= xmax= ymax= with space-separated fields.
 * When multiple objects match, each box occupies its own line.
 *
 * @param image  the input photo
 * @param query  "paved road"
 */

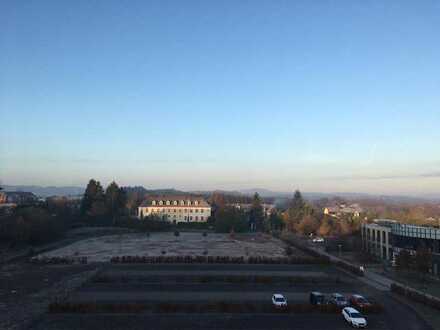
xmin=71 ymin=290 xmax=361 ymax=303
xmin=31 ymin=313 xmax=389 ymax=330
xmin=31 ymin=314 xmax=384 ymax=330
xmin=305 ymin=242 xmax=394 ymax=291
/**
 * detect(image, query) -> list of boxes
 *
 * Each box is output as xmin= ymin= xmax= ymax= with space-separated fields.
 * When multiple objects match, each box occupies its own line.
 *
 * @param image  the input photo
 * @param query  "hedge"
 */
xmin=30 ymin=256 xmax=88 ymax=265
xmin=109 ymin=255 xmax=323 ymax=264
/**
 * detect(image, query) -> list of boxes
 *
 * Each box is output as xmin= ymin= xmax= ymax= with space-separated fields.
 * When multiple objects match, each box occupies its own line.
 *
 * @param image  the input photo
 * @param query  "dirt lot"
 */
xmin=36 ymin=233 xmax=296 ymax=262
xmin=0 ymin=262 xmax=99 ymax=330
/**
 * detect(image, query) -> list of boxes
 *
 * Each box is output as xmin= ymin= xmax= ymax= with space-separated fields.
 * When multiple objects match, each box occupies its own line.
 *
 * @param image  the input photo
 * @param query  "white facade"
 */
xmin=138 ymin=197 xmax=211 ymax=223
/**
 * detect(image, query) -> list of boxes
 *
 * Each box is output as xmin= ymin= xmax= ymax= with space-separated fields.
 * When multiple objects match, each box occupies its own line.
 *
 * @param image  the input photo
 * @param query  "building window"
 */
xmin=159 ymin=201 xmax=163 ymax=205
xmin=180 ymin=200 xmax=184 ymax=205
xmin=173 ymin=201 xmax=177 ymax=205
xmin=195 ymin=216 xmax=198 ymax=221
xmin=195 ymin=201 xmax=199 ymax=206
xmin=166 ymin=200 xmax=170 ymax=205
xmin=201 ymin=216 xmax=204 ymax=221
xmin=152 ymin=200 xmax=156 ymax=205
xmin=190 ymin=216 xmax=193 ymax=220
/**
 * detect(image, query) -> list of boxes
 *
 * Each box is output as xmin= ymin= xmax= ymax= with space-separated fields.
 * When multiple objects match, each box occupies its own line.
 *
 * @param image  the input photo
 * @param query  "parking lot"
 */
xmin=30 ymin=263 xmax=433 ymax=330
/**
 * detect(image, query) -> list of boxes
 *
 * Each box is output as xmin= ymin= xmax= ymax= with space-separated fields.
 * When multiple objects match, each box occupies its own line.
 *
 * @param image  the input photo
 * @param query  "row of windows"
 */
xmin=162 ymin=215 xmax=207 ymax=221
xmin=179 ymin=215 xmax=204 ymax=221
xmin=151 ymin=200 xmax=200 ymax=206
xmin=392 ymin=225 xmax=440 ymax=240
xmin=147 ymin=208 xmax=208 ymax=213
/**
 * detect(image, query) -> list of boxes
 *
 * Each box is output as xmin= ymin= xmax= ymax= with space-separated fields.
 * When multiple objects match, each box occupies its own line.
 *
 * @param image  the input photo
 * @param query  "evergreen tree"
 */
xmin=250 ymin=192 xmax=264 ymax=231
xmin=415 ymin=247 xmax=432 ymax=273
xmin=215 ymin=207 xmax=248 ymax=233
xmin=268 ymin=212 xmax=284 ymax=231
xmin=288 ymin=190 xmax=305 ymax=222
xmin=105 ymin=181 xmax=127 ymax=224
xmin=80 ymin=179 xmax=104 ymax=216
xmin=396 ymin=249 xmax=413 ymax=271
xmin=286 ymin=189 xmax=312 ymax=232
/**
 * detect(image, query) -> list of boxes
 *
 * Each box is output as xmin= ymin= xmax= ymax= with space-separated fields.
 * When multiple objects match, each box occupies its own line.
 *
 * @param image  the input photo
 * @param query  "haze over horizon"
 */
xmin=1 ymin=1 xmax=440 ymax=195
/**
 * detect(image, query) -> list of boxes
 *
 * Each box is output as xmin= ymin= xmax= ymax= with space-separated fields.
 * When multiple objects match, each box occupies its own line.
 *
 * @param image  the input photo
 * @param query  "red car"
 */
xmin=349 ymin=294 xmax=372 ymax=309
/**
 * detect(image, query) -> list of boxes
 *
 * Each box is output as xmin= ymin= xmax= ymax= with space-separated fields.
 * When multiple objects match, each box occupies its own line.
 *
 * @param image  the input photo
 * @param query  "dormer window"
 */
xmin=159 ymin=200 xmax=163 ymax=205
xmin=152 ymin=200 xmax=156 ymax=205
xmin=194 ymin=201 xmax=199 ymax=206
xmin=166 ymin=200 xmax=170 ymax=205
xmin=180 ymin=200 xmax=184 ymax=205
xmin=173 ymin=201 xmax=177 ymax=205
xmin=187 ymin=200 xmax=191 ymax=205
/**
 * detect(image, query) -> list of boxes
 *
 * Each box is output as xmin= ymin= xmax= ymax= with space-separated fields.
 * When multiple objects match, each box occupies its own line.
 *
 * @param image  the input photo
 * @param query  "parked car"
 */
xmin=312 ymin=237 xmax=325 ymax=243
xmin=272 ymin=293 xmax=287 ymax=307
xmin=342 ymin=307 xmax=367 ymax=328
xmin=330 ymin=293 xmax=349 ymax=307
xmin=310 ymin=291 xmax=325 ymax=305
xmin=349 ymin=294 xmax=372 ymax=309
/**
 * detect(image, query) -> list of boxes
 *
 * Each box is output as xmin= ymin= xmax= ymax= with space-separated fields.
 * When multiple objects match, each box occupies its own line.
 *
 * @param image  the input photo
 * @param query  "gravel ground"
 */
xmin=36 ymin=233 xmax=295 ymax=262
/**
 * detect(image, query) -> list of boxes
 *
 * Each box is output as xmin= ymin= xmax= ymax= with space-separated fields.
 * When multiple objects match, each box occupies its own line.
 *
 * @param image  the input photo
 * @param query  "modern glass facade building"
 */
xmin=362 ymin=220 xmax=440 ymax=276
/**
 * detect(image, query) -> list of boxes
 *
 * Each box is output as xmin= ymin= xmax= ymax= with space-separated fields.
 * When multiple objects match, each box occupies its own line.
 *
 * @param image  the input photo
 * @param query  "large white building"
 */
xmin=138 ymin=196 xmax=211 ymax=223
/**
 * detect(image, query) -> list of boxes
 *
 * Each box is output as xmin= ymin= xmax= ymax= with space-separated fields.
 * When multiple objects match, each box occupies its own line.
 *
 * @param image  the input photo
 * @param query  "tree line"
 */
xmin=283 ymin=191 xmax=362 ymax=237
xmin=80 ymin=179 xmax=127 ymax=225
xmin=211 ymin=192 xmax=283 ymax=233
xmin=210 ymin=189 xmax=362 ymax=237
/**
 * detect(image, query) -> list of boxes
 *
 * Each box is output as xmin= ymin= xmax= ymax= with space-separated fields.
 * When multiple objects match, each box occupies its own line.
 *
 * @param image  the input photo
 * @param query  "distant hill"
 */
xmin=3 ymin=184 xmax=439 ymax=203
xmin=237 ymin=188 xmax=440 ymax=203
xmin=2 ymin=185 xmax=84 ymax=198
xmin=122 ymin=186 xmax=189 ymax=196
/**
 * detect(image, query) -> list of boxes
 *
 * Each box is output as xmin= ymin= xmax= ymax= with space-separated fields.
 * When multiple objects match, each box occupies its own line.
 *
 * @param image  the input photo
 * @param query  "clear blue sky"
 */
xmin=1 ymin=1 xmax=439 ymax=195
